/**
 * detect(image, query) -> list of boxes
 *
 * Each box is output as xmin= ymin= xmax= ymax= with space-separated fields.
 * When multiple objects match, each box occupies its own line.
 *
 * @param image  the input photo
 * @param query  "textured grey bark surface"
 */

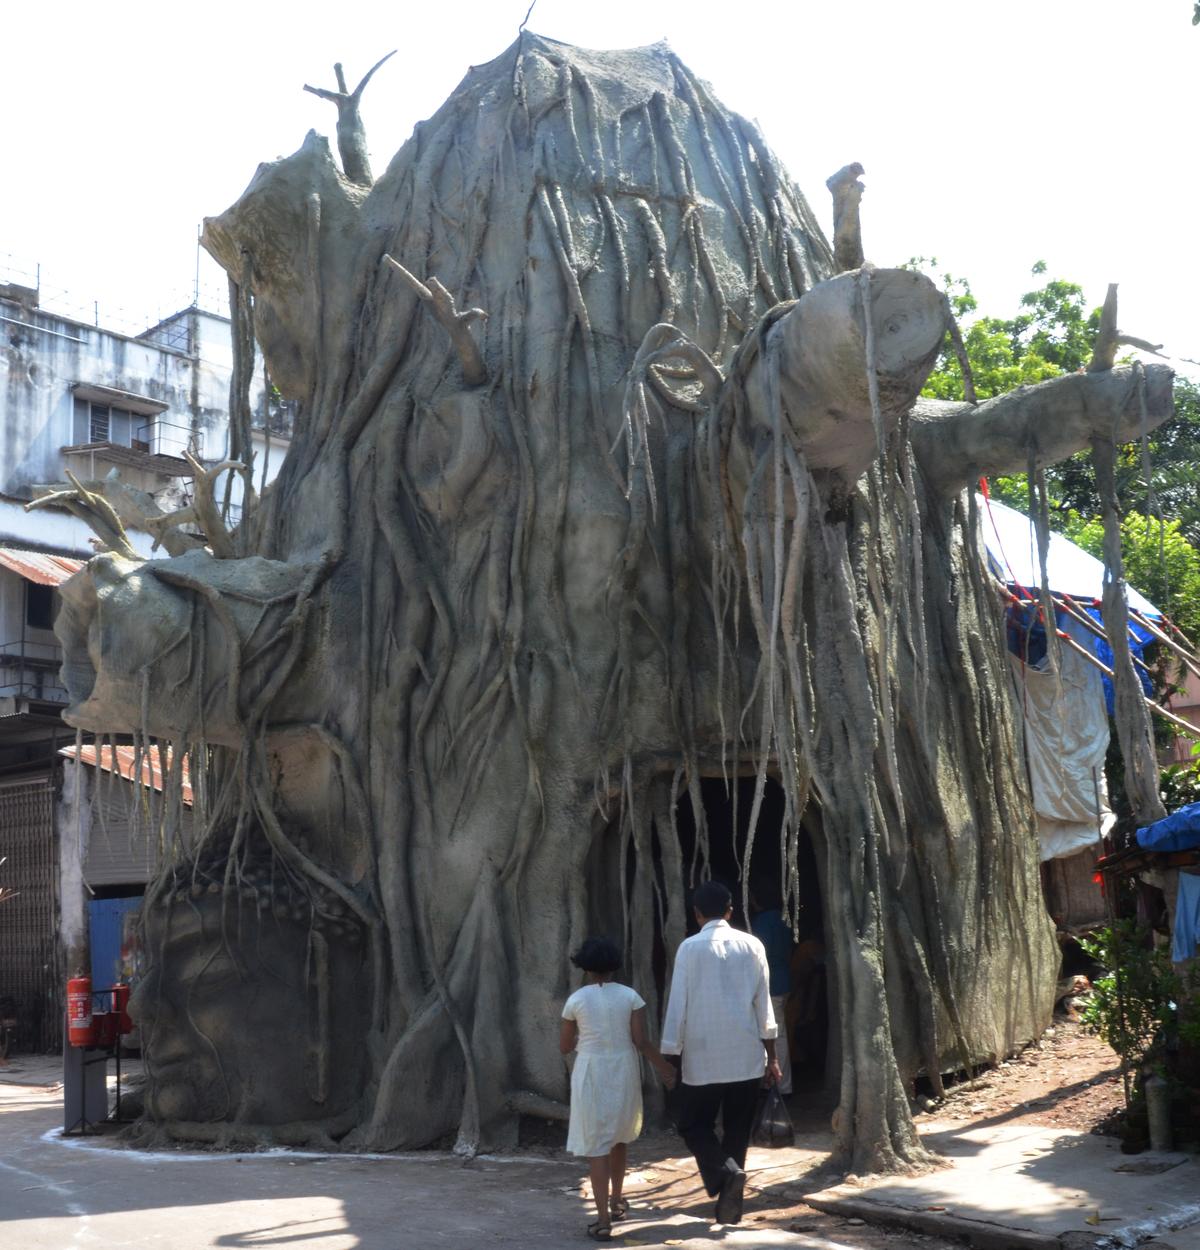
xmin=56 ymin=36 xmax=1174 ymax=1173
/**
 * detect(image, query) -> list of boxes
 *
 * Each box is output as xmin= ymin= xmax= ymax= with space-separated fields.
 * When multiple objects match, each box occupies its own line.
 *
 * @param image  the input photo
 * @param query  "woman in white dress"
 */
xmin=560 ymin=937 xmax=676 ymax=1240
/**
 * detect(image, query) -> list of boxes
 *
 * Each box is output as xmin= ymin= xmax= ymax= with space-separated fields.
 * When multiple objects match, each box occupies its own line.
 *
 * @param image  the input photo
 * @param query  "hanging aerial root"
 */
xmin=622 ymin=323 xmax=724 ymax=514
xmin=939 ymin=292 xmax=978 ymax=405
xmin=1092 ymin=436 xmax=1167 ymax=825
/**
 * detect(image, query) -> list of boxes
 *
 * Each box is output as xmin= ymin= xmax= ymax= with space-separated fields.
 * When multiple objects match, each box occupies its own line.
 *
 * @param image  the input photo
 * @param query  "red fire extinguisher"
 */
xmin=66 ymin=977 xmax=96 ymax=1048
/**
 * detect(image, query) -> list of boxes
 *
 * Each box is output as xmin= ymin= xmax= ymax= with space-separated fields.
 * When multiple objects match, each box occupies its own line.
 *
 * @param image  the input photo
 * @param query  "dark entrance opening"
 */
xmin=673 ymin=776 xmax=829 ymax=1088
xmin=582 ymin=773 xmax=831 ymax=1102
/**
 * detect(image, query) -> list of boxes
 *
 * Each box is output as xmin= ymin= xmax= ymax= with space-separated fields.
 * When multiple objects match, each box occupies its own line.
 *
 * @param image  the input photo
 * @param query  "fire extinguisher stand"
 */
xmin=63 ymin=984 xmax=133 ymax=1135
xmin=63 ymin=1040 xmax=107 ymax=1137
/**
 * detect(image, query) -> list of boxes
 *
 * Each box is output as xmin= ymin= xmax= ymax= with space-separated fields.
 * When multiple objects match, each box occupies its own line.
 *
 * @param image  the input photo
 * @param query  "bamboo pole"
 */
xmin=1054 ymin=628 xmax=1200 ymax=739
xmin=1125 ymin=605 xmax=1200 ymax=684
xmin=1040 ymin=594 xmax=1155 ymax=680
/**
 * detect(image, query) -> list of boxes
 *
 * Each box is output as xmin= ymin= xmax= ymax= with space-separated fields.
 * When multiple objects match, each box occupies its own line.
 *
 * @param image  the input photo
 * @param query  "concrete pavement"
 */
xmin=0 ymin=1060 xmax=857 ymax=1250
xmin=3 ymin=1054 xmax=1199 ymax=1249
xmin=805 ymin=1121 xmax=1200 ymax=1249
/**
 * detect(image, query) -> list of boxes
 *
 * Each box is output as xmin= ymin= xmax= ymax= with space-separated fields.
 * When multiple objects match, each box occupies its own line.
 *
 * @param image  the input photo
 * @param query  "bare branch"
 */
xmin=1086 ymin=284 xmax=1165 ymax=372
xmin=1087 ymin=283 xmax=1121 ymax=372
xmin=26 ymin=473 xmax=142 ymax=561
xmin=384 ymin=255 xmax=489 ymax=386
xmin=348 ymin=52 xmax=395 ymax=102
xmin=1117 ymin=334 xmax=1166 ymax=358
xmin=183 ymin=452 xmax=253 ymax=560
xmin=911 ymin=362 xmax=1175 ymax=490
xmin=303 ymin=51 xmax=396 ymax=185
xmin=826 ymin=163 xmax=865 ymax=273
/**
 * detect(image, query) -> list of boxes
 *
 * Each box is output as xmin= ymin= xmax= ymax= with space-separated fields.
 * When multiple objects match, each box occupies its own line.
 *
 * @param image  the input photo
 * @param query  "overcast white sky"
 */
xmin=3 ymin=0 xmax=1195 ymax=370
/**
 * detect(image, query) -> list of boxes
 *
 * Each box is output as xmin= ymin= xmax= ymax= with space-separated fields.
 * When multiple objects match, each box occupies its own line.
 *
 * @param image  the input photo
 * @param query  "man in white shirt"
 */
xmin=660 ymin=880 xmax=781 ymax=1225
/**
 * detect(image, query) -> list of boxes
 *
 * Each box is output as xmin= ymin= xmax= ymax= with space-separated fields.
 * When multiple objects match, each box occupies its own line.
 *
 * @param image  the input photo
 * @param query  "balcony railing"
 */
xmin=0 ymin=640 xmax=67 ymax=704
xmin=251 ymin=400 xmax=297 ymax=440
xmin=134 ymin=419 xmax=199 ymax=460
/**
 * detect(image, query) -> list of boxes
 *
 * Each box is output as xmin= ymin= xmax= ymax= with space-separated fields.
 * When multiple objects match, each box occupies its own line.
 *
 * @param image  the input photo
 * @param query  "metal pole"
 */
xmin=20 ymin=581 xmax=26 ymax=699
xmin=114 ymin=1028 xmax=121 ymax=1122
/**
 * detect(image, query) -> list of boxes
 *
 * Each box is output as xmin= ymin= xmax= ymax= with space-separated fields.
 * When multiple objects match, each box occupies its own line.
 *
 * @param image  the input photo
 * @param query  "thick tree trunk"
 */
xmin=51 ymin=35 xmax=1167 ymax=1171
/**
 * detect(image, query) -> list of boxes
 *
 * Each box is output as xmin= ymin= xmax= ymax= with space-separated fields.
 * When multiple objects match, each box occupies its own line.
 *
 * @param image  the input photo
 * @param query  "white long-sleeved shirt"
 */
xmin=660 ymin=918 xmax=777 ymax=1085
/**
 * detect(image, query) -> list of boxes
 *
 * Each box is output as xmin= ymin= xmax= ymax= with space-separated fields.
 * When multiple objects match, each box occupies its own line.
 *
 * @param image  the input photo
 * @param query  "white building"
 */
xmin=0 ymin=269 xmax=290 ymax=1051
xmin=0 ymin=275 xmax=291 ymax=729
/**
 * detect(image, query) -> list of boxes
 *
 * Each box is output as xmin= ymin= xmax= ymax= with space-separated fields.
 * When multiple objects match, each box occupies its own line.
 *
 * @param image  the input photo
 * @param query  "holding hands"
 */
xmin=652 ymin=1055 xmax=678 ymax=1090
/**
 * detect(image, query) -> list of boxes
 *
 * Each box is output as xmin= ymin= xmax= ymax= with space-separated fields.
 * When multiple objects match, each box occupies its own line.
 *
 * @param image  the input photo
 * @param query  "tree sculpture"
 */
xmin=53 ymin=36 xmax=1173 ymax=1173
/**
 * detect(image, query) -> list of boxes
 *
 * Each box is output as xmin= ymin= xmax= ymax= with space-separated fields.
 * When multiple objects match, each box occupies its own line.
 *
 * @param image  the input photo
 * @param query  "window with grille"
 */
xmin=72 ymin=398 xmax=148 ymax=448
xmin=89 ymin=403 xmax=110 ymax=442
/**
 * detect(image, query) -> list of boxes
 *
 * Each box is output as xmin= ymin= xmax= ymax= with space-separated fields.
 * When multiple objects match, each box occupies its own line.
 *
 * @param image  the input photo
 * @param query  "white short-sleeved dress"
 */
xmin=561 ymin=982 xmax=645 ymax=1157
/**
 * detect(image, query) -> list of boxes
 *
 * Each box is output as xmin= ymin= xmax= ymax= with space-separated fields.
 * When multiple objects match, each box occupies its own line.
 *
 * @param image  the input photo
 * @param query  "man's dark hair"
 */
xmin=693 ymin=880 xmax=733 ymax=919
xmin=571 ymin=936 xmax=622 ymax=974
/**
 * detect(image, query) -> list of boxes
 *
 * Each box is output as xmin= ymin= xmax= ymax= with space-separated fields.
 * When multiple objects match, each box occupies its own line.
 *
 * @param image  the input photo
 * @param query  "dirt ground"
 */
xmin=912 ymin=1020 xmax=1125 ymax=1134
xmin=545 ymin=1020 xmax=1126 ymax=1248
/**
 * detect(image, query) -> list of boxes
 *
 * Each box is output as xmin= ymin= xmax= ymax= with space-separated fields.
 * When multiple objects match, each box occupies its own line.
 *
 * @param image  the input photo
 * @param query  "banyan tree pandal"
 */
xmin=48 ymin=36 xmax=1175 ymax=1174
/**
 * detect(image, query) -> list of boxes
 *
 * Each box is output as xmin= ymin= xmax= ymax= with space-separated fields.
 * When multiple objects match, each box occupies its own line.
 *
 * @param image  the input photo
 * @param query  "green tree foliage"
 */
xmin=993 ymin=377 xmax=1200 ymax=550
xmin=1059 ymin=511 xmax=1200 ymax=652
xmin=917 ymin=260 xmax=1098 ymax=401
xmin=1160 ymin=760 xmax=1200 ymax=809
xmin=915 ymin=261 xmax=1200 ymax=678
xmin=1079 ymin=921 xmax=1200 ymax=1108
xmin=1080 ymin=921 xmax=1177 ymax=1104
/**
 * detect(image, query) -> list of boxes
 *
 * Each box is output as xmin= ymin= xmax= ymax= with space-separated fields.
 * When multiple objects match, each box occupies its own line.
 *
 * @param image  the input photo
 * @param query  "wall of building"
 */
xmin=0 ymin=771 xmax=60 ymax=1052
xmin=1 ymin=294 xmax=290 ymax=557
xmin=0 ymin=280 xmax=283 ymax=1056
xmin=0 ymin=568 xmax=60 ymax=698
xmin=2 ymin=300 xmax=194 ymax=496
xmin=1167 ymin=667 xmax=1200 ymax=764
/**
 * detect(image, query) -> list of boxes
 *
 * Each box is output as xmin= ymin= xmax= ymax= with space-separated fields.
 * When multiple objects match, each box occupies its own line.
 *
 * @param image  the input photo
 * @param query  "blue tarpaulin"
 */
xmin=1136 ymin=802 xmax=1200 ymax=853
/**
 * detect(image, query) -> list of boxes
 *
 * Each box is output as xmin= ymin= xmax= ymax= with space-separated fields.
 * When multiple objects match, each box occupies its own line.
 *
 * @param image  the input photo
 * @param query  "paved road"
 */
xmin=0 ymin=1061 xmax=854 ymax=1250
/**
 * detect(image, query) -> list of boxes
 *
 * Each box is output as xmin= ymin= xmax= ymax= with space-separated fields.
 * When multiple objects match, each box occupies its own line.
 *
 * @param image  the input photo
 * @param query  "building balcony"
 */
xmin=60 ymin=420 xmax=199 ymax=480
xmin=251 ymin=398 xmax=297 ymax=440
xmin=0 ymin=639 xmax=67 ymax=706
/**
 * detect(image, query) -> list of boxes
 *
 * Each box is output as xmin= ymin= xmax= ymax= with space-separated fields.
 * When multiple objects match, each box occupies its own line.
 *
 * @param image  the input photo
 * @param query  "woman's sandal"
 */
xmin=610 ymin=1197 xmax=630 ymax=1221
xmin=586 ymin=1221 xmax=612 ymax=1240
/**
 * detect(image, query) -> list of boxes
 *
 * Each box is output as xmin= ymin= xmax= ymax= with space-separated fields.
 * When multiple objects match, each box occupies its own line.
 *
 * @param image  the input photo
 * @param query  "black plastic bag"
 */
xmin=751 ymin=1084 xmax=794 ymax=1148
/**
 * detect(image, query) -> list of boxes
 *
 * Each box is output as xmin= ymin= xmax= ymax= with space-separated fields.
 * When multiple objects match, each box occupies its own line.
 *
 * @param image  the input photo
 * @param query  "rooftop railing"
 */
xmin=0 ymin=253 xmax=230 ymax=340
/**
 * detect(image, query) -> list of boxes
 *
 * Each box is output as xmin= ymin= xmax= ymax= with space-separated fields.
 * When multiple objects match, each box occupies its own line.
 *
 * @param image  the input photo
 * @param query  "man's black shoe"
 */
xmin=714 ymin=1158 xmax=746 ymax=1224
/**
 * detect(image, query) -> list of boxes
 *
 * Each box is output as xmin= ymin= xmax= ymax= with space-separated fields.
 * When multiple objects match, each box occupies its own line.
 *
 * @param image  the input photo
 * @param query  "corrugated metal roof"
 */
xmin=59 ymin=743 xmax=193 ymax=807
xmin=0 ymin=548 xmax=85 ymax=586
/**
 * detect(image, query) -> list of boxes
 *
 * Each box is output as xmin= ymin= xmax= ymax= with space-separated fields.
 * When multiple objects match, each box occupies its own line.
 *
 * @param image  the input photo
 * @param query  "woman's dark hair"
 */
xmin=693 ymin=880 xmax=733 ymax=919
xmin=571 ymin=936 xmax=622 ymax=974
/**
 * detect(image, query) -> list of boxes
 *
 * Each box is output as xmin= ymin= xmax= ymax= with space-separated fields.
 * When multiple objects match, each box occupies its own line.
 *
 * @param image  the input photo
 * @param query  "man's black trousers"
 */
xmin=674 ymin=1077 xmax=761 ymax=1197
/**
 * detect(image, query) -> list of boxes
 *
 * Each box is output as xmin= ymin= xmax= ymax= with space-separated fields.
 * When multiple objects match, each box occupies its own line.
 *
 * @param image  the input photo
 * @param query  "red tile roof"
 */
xmin=59 ymin=742 xmax=193 ymax=806
xmin=0 ymin=547 xmax=85 ymax=586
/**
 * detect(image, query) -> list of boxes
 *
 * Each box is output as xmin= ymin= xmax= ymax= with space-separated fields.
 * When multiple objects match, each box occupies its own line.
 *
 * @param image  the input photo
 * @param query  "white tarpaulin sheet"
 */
xmin=978 ymin=493 xmax=1162 ymax=619
xmin=1010 ymin=617 xmax=1116 ymax=861
xmin=977 ymin=491 xmax=1168 ymax=861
